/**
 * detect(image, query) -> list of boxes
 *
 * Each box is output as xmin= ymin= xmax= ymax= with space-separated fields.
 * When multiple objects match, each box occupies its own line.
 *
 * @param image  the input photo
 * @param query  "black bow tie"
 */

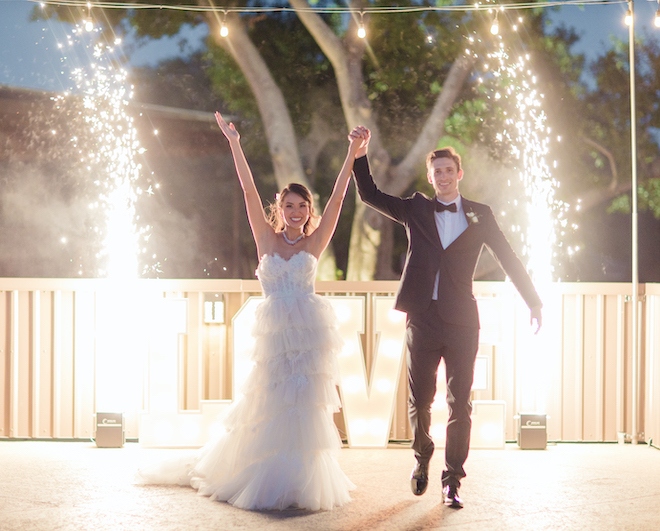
xmin=435 ymin=202 xmax=457 ymax=213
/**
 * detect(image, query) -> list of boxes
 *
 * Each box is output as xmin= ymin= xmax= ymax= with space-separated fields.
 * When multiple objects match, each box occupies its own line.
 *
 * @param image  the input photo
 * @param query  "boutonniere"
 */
xmin=466 ymin=210 xmax=481 ymax=225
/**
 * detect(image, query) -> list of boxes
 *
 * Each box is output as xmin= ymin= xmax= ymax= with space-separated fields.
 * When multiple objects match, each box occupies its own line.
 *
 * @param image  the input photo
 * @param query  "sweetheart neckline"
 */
xmin=259 ymin=251 xmax=317 ymax=264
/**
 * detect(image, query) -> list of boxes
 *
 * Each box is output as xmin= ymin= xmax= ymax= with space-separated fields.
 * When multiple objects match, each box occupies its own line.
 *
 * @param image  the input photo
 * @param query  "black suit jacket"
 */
xmin=353 ymin=155 xmax=541 ymax=328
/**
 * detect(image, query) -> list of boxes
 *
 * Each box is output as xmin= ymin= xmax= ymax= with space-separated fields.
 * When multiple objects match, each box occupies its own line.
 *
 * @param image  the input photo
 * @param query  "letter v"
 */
xmin=329 ymin=296 xmax=407 ymax=447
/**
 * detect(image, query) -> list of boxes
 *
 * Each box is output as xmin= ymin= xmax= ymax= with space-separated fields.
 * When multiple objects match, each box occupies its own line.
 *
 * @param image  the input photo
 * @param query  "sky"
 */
xmin=0 ymin=0 xmax=659 ymax=92
xmin=0 ymin=0 xmax=209 ymax=91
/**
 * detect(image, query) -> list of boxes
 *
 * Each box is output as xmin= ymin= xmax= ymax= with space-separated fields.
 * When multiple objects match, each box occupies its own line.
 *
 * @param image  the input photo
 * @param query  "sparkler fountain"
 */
xmin=472 ymin=11 xmax=572 ymax=416
xmin=53 ymin=24 xmax=152 ymax=280
xmin=482 ymin=43 xmax=569 ymax=285
xmin=53 ymin=20 xmax=154 ymax=417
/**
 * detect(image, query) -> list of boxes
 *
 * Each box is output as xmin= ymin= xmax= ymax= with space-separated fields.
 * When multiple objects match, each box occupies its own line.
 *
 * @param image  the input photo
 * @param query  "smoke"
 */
xmin=0 ymin=164 xmax=97 ymax=277
xmin=0 ymin=160 xmax=210 ymax=278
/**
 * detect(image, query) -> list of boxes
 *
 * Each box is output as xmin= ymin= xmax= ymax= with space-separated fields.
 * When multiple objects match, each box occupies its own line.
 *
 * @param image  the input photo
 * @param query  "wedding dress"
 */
xmin=138 ymin=251 xmax=355 ymax=511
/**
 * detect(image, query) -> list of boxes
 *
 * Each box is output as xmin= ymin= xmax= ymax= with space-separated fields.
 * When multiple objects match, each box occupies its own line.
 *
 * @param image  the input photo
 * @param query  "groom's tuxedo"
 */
xmin=353 ymin=155 xmax=541 ymax=488
xmin=353 ymin=156 xmax=541 ymax=322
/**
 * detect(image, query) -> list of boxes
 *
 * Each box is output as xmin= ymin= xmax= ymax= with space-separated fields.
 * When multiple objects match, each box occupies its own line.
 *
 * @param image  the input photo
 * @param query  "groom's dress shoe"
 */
xmin=442 ymin=485 xmax=463 ymax=508
xmin=410 ymin=462 xmax=429 ymax=496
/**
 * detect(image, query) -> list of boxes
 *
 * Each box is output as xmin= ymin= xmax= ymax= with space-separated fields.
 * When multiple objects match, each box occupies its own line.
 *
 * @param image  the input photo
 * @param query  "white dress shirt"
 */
xmin=432 ymin=195 xmax=468 ymax=300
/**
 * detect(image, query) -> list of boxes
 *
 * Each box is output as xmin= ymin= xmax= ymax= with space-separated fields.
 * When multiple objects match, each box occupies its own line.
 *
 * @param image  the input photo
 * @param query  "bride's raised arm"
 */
xmin=215 ymin=111 xmax=273 ymax=253
xmin=308 ymin=127 xmax=369 ymax=257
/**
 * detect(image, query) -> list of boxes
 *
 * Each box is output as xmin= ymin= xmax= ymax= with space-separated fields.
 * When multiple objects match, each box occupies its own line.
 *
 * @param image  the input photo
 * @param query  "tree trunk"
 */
xmin=291 ymin=0 xmax=476 ymax=279
xmin=206 ymin=13 xmax=309 ymax=192
xmin=345 ymin=55 xmax=476 ymax=280
xmin=205 ymin=12 xmax=338 ymax=278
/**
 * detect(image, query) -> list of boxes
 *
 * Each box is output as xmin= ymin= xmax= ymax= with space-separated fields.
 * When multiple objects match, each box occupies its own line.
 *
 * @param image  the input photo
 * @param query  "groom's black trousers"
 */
xmin=405 ymin=300 xmax=479 ymax=488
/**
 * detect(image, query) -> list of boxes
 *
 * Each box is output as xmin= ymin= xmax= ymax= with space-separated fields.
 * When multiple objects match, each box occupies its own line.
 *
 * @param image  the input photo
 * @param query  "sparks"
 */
xmin=52 ymin=36 xmax=154 ymax=279
xmin=481 ymin=43 xmax=570 ymax=284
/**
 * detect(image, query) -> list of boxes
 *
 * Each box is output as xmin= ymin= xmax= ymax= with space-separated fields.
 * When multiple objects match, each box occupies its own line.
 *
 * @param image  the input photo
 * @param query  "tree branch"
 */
xmin=205 ymin=12 xmax=309 ymax=191
xmin=580 ymin=134 xmax=618 ymax=192
xmin=388 ymin=53 xmax=476 ymax=196
xmin=289 ymin=0 xmax=391 ymax=177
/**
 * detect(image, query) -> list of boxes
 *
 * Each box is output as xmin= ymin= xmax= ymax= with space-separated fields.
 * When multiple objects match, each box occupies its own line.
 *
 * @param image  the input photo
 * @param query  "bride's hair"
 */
xmin=267 ymin=183 xmax=319 ymax=235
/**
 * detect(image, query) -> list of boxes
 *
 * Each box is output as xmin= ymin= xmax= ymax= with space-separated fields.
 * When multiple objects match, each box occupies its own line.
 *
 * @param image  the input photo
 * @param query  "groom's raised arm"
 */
xmin=353 ymin=155 xmax=409 ymax=224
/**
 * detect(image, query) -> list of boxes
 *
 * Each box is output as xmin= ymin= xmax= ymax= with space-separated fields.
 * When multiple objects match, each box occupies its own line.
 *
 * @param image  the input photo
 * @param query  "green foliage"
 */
xmin=640 ymin=179 xmax=660 ymax=218
xmin=244 ymin=12 xmax=339 ymax=136
xmin=582 ymin=34 xmax=660 ymax=212
xmin=444 ymin=99 xmax=487 ymax=145
xmin=361 ymin=1 xmax=468 ymax=157
xmin=129 ymin=7 xmax=201 ymax=39
xmin=30 ymin=0 xmax=660 ymax=276
xmin=607 ymin=194 xmax=631 ymax=214
xmin=131 ymin=54 xmax=224 ymax=111
xmin=206 ymin=42 xmax=258 ymax=119
xmin=607 ymin=181 xmax=660 ymax=219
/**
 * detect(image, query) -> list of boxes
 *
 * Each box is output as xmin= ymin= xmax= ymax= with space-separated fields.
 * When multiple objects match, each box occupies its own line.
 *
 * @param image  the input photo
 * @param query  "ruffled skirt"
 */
xmin=138 ymin=291 xmax=354 ymax=511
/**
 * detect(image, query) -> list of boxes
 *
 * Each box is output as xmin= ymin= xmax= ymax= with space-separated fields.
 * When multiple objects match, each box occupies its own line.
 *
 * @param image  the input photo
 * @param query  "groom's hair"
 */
xmin=426 ymin=147 xmax=462 ymax=172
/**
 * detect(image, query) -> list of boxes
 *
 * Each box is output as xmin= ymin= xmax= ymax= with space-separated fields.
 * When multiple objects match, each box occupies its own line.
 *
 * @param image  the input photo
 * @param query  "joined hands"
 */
xmin=348 ymin=126 xmax=371 ymax=158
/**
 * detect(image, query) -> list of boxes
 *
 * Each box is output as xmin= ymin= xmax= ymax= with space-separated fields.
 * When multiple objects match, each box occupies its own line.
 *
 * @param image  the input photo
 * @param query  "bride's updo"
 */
xmin=267 ymin=183 xmax=319 ymax=235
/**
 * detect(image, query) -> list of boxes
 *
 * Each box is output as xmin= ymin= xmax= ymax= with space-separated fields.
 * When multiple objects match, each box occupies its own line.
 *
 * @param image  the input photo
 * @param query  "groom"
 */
xmin=350 ymin=128 xmax=542 ymax=508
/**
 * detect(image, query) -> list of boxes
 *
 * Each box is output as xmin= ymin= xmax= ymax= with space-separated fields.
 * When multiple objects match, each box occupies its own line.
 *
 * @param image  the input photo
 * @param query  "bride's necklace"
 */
xmin=282 ymin=232 xmax=304 ymax=245
xmin=282 ymin=232 xmax=303 ymax=245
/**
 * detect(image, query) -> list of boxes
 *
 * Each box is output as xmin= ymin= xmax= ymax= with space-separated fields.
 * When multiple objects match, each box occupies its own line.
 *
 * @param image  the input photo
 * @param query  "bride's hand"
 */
xmin=215 ymin=111 xmax=240 ymax=142
xmin=348 ymin=126 xmax=370 ymax=158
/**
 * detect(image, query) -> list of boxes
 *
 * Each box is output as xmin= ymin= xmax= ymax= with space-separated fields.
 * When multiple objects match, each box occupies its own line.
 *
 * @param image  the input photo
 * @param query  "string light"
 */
xmin=32 ymin=0 xmax=660 ymax=33
xmin=490 ymin=10 xmax=499 ymax=35
xmin=357 ymin=12 xmax=366 ymax=39
xmin=220 ymin=10 xmax=228 ymax=37
xmin=83 ymin=2 xmax=93 ymax=31
xmin=26 ymin=0 xmax=643 ymax=16
xmin=625 ymin=8 xmax=633 ymax=26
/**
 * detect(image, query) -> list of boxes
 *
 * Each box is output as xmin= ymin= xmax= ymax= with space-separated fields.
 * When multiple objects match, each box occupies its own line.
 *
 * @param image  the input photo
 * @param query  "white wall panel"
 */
xmin=0 ymin=280 xmax=657 ymax=445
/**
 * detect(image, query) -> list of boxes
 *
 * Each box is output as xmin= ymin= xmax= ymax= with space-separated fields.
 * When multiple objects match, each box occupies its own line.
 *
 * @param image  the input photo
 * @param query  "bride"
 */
xmin=138 ymin=112 xmax=368 ymax=511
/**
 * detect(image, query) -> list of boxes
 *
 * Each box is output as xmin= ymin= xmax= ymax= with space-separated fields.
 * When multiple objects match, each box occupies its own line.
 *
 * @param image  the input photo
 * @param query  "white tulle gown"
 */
xmin=138 ymin=251 xmax=355 ymax=511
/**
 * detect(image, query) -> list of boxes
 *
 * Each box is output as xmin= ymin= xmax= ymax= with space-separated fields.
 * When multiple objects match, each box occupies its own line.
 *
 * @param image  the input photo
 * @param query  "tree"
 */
xmin=37 ymin=2 xmax=660 ymax=282
xmin=38 ymin=0 xmax=477 ymax=280
xmin=583 ymin=33 xmax=660 ymax=217
xmin=288 ymin=1 xmax=476 ymax=279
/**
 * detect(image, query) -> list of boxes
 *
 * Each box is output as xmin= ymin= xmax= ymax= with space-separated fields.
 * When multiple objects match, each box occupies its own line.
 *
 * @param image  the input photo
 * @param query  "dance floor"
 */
xmin=1 ymin=440 xmax=659 ymax=530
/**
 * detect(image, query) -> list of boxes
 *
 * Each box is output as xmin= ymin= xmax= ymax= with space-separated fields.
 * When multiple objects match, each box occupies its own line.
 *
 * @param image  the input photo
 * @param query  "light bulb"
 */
xmin=625 ymin=10 xmax=632 ymax=26
xmin=84 ymin=18 xmax=93 ymax=32
xmin=655 ymin=10 xmax=660 ymax=28
xmin=357 ymin=24 xmax=366 ymax=39
xmin=220 ymin=24 xmax=229 ymax=38
xmin=490 ymin=22 xmax=499 ymax=35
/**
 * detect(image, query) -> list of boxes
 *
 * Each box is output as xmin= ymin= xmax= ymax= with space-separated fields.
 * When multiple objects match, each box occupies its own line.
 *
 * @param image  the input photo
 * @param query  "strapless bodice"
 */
xmin=256 ymin=252 xmax=318 ymax=298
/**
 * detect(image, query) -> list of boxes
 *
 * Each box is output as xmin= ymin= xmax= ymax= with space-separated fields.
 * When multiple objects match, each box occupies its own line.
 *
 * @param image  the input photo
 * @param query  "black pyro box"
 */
xmin=95 ymin=412 xmax=125 ymax=448
xmin=517 ymin=413 xmax=547 ymax=450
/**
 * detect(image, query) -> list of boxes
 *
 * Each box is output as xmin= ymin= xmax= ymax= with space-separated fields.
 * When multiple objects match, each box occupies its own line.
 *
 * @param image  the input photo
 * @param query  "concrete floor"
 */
xmin=1 ymin=441 xmax=659 ymax=530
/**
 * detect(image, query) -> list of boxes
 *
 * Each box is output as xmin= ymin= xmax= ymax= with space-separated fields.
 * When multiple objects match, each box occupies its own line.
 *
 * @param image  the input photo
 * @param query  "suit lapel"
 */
xmin=425 ymin=198 xmax=444 ymax=251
